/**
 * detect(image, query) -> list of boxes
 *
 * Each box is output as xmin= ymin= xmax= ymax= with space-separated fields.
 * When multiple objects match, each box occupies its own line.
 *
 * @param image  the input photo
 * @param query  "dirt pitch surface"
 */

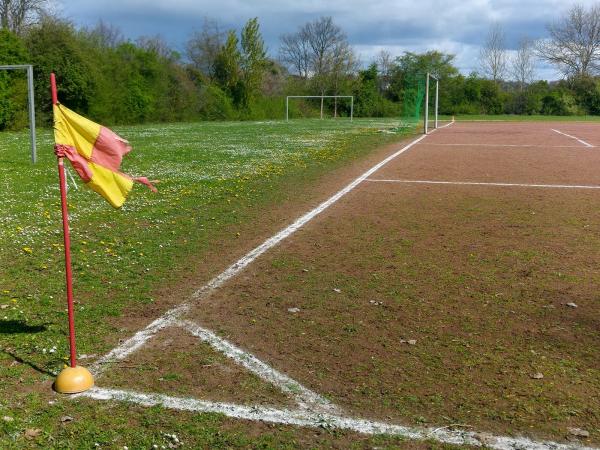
xmin=85 ymin=121 xmax=600 ymax=449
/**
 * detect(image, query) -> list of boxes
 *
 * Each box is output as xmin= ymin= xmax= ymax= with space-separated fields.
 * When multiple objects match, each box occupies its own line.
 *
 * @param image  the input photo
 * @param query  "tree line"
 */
xmin=1 ymin=2 xmax=600 ymax=131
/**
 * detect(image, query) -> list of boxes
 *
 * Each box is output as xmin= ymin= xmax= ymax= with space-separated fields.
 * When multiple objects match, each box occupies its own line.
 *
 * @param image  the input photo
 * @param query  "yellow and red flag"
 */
xmin=53 ymin=104 xmax=156 ymax=208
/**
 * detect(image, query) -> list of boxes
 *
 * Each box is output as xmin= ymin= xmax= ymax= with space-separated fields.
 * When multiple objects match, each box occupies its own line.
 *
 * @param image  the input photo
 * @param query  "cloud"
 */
xmin=58 ymin=0 xmax=599 ymax=80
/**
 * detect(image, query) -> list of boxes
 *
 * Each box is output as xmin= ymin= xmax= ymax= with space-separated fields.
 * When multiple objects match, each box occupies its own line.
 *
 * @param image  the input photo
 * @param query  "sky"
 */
xmin=56 ymin=0 xmax=600 ymax=81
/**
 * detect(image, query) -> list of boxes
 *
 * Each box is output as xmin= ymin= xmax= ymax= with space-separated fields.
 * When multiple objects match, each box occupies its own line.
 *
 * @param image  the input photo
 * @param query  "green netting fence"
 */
xmin=400 ymin=73 xmax=426 ymax=126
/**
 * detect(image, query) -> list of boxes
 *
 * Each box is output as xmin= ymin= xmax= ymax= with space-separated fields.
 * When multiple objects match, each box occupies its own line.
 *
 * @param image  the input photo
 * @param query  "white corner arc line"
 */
xmin=177 ymin=319 xmax=338 ymax=413
xmin=81 ymin=387 xmax=596 ymax=450
xmin=551 ymin=129 xmax=594 ymax=148
xmin=365 ymin=179 xmax=600 ymax=190
xmin=89 ymin=124 xmax=453 ymax=377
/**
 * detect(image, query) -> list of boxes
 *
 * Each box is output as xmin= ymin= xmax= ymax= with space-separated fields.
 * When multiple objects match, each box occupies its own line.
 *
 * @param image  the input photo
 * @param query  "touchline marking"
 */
xmin=177 ymin=319 xmax=338 ymax=413
xmin=89 ymin=123 xmax=453 ymax=377
xmin=436 ymin=120 xmax=455 ymax=129
xmin=424 ymin=143 xmax=582 ymax=148
xmin=551 ymin=129 xmax=594 ymax=148
xmin=365 ymin=179 xmax=600 ymax=190
xmin=81 ymin=387 xmax=596 ymax=450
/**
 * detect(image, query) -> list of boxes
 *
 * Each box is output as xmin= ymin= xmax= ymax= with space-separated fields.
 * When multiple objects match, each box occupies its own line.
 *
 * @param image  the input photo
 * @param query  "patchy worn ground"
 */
xmin=100 ymin=121 xmax=600 ymax=446
xmin=187 ymin=183 xmax=600 ymax=443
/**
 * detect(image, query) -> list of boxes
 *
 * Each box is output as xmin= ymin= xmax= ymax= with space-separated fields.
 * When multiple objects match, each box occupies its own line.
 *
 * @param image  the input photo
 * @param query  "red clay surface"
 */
xmin=106 ymin=121 xmax=600 ymax=446
xmin=377 ymin=122 xmax=600 ymax=185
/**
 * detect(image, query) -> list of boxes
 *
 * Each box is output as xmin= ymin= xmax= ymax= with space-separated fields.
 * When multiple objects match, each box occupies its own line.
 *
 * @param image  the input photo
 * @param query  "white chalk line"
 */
xmin=89 ymin=126 xmax=446 ymax=377
xmin=365 ymin=179 xmax=600 ymax=190
xmin=454 ymin=118 xmax=600 ymax=124
xmin=551 ymin=129 xmax=595 ymax=148
xmin=88 ymin=304 xmax=188 ymax=376
xmin=177 ymin=319 xmax=338 ymax=413
xmin=423 ymin=143 xmax=583 ymax=148
xmin=80 ymin=387 xmax=596 ymax=450
xmin=432 ymin=121 xmax=455 ymax=130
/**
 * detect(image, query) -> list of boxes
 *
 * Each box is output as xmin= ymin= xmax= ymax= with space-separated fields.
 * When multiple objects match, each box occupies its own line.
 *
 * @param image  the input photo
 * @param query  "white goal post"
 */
xmin=0 ymin=65 xmax=37 ymax=163
xmin=424 ymin=72 xmax=439 ymax=135
xmin=286 ymin=95 xmax=354 ymax=121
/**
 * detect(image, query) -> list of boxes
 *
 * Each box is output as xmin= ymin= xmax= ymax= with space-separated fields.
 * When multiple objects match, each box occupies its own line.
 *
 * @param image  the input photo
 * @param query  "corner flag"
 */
xmin=53 ymin=103 xmax=157 ymax=208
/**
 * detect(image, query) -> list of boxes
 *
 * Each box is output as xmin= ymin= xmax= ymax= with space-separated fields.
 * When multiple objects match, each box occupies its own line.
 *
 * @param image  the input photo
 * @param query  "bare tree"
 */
xmin=279 ymin=30 xmax=311 ymax=79
xmin=479 ymin=22 xmax=508 ymax=82
xmin=536 ymin=4 xmax=600 ymax=78
xmin=329 ymin=41 xmax=358 ymax=116
xmin=279 ymin=16 xmax=351 ymax=82
xmin=137 ymin=35 xmax=177 ymax=61
xmin=307 ymin=17 xmax=354 ymax=116
xmin=512 ymin=37 xmax=536 ymax=90
xmin=0 ymin=0 xmax=52 ymax=35
xmin=279 ymin=17 xmax=354 ymax=116
xmin=186 ymin=18 xmax=226 ymax=77
xmin=304 ymin=17 xmax=347 ymax=82
xmin=376 ymin=49 xmax=393 ymax=93
xmin=87 ymin=19 xmax=124 ymax=49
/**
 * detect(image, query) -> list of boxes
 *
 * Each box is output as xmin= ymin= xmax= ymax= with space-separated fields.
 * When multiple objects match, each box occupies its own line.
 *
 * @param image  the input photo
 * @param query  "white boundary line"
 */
xmin=365 ymin=179 xmax=600 ymax=190
xmin=436 ymin=120 xmax=455 ymax=129
xmin=177 ymin=319 xmax=338 ymax=413
xmin=81 ymin=387 xmax=596 ymax=450
xmin=551 ymin=129 xmax=594 ymax=148
xmin=454 ymin=119 xmax=600 ymax=124
xmin=89 ymin=124 xmax=452 ymax=377
xmin=424 ymin=143 xmax=582 ymax=148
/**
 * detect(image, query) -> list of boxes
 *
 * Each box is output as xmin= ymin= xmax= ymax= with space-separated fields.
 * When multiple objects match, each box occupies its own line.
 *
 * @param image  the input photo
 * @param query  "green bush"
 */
xmin=541 ymin=90 xmax=580 ymax=116
xmin=0 ymin=29 xmax=30 ymax=130
xmin=197 ymin=84 xmax=237 ymax=120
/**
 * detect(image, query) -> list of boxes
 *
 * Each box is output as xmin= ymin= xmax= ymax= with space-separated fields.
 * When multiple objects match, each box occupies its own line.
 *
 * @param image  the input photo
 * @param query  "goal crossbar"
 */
xmin=0 ymin=64 xmax=37 ymax=163
xmin=286 ymin=95 xmax=354 ymax=121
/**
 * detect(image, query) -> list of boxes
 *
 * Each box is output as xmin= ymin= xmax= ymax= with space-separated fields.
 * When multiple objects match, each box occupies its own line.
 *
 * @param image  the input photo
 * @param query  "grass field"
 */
xmin=0 ymin=118 xmax=453 ymax=448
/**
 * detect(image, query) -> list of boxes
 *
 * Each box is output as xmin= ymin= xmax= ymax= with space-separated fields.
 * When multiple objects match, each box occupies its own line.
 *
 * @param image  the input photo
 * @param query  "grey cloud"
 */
xmin=58 ymin=0 xmax=597 ymax=79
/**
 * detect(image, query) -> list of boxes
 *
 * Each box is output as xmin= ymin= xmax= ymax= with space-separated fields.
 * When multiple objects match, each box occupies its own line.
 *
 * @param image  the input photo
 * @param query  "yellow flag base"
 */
xmin=54 ymin=366 xmax=94 ymax=394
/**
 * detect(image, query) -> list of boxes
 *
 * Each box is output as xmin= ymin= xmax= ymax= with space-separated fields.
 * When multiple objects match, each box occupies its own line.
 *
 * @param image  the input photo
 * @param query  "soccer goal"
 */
xmin=424 ymin=72 xmax=439 ymax=134
xmin=0 ymin=64 xmax=37 ymax=163
xmin=286 ymin=95 xmax=354 ymax=121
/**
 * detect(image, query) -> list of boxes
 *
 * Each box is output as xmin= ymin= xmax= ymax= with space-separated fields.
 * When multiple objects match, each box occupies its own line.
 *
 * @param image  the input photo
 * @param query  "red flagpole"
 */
xmin=51 ymin=73 xmax=78 ymax=368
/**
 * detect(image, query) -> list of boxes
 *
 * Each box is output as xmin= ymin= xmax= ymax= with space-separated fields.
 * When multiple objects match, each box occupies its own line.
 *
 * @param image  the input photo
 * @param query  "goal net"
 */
xmin=398 ymin=72 xmax=440 ymax=134
xmin=399 ymin=73 xmax=426 ymax=127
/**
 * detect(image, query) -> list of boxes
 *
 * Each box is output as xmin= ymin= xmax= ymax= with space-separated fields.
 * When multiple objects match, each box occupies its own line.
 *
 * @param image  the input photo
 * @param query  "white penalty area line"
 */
xmin=365 ymin=179 xmax=600 ymax=190
xmin=88 ymin=123 xmax=453 ymax=377
xmin=80 ymin=387 xmax=596 ymax=450
xmin=177 ymin=319 xmax=338 ymax=413
xmin=551 ymin=129 xmax=595 ymax=148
